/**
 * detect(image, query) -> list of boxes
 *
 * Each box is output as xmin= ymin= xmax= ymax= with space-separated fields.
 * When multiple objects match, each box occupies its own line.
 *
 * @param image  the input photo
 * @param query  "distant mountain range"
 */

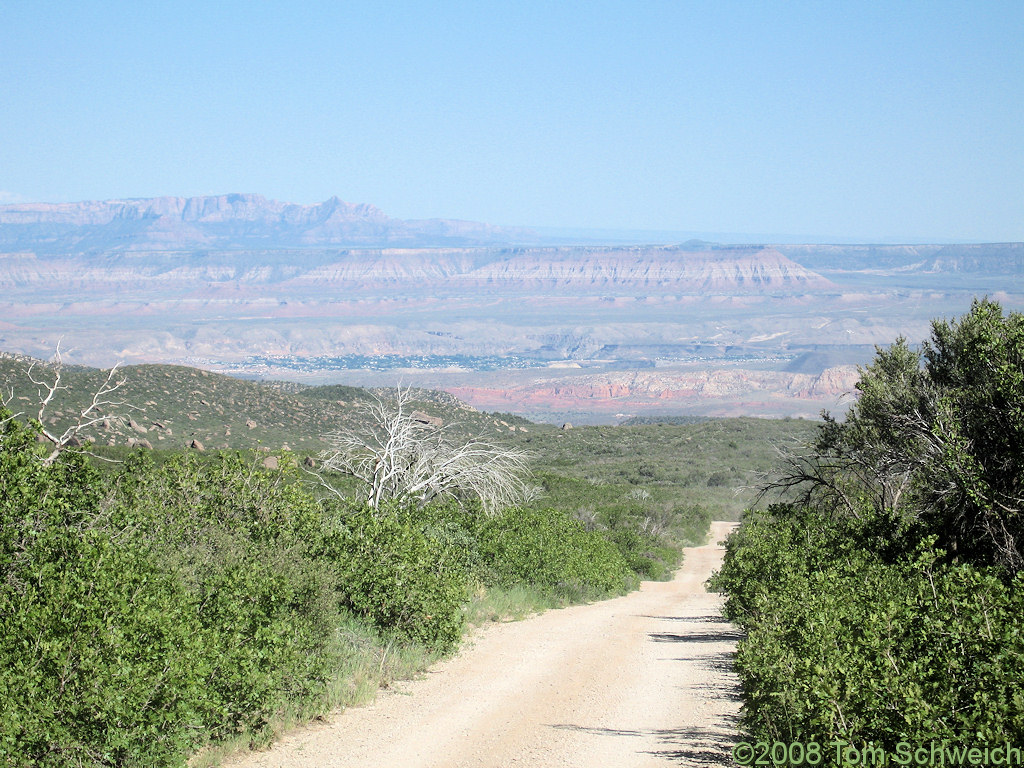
xmin=0 ymin=193 xmax=538 ymax=251
xmin=2 ymin=194 xmax=1022 ymax=421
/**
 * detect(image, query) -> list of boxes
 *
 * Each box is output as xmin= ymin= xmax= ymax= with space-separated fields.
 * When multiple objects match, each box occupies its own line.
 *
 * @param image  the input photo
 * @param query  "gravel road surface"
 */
xmin=225 ymin=520 xmax=741 ymax=767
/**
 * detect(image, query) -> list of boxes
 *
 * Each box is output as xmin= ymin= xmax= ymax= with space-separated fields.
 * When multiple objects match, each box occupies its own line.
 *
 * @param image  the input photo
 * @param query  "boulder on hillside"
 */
xmin=411 ymin=410 xmax=443 ymax=428
xmin=128 ymin=418 xmax=148 ymax=434
xmin=262 ymin=456 xmax=279 ymax=470
xmin=189 ymin=438 xmax=205 ymax=452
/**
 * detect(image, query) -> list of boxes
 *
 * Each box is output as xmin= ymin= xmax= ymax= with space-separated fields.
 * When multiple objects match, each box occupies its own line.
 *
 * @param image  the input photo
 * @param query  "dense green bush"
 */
xmin=0 ymin=415 xmax=195 ymax=765
xmin=106 ymin=453 xmax=342 ymax=741
xmin=528 ymin=472 xmax=711 ymax=580
xmin=713 ymin=509 xmax=1024 ymax=750
xmin=0 ymin=426 xmax=343 ymax=766
xmin=474 ymin=506 xmax=636 ymax=600
xmin=315 ymin=501 xmax=472 ymax=652
xmin=712 ymin=301 xmax=1024 ymax=756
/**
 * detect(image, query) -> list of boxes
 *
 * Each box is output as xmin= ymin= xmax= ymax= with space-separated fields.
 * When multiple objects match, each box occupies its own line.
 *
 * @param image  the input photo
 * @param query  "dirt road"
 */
xmin=227 ymin=521 xmax=741 ymax=768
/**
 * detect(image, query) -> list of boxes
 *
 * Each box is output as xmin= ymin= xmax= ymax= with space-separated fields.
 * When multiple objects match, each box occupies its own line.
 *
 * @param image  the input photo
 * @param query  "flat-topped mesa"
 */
xmin=457 ymin=245 xmax=832 ymax=291
xmin=0 ymin=242 xmax=834 ymax=296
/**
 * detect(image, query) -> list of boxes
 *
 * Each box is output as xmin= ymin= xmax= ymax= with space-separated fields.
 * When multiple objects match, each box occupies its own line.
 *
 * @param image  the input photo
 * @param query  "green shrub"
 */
xmin=713 ymin=508 xmax=1024 ymax=755
xmin=0 ymin=515 xmax=203 ymax=766
xmin=0 ymin=415 xmax=201 ymax=765
xmin=0 ymin=422 xmax=344 ymax=766
xmin=602 ymin=526 xmax=672 ymax=580
xmin=106 ymin=452 xmax=343 ymax=739
xmin=315 ymin=501 xmax=471 ymax=653
xmin=475 ymin=507 xmax=635 ymax=600
xmin=711 ymin=302 xmax=1024 ymax=754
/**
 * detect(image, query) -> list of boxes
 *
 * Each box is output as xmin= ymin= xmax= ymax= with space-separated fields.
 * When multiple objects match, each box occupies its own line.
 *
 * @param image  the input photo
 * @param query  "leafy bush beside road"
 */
xmin=712 ymin=300 xmax=1024 ymax=754
xmin=0 ymin=406 xmax=668 ymax=766
xmin=316 ymin=502 xmax=472 ymax=652
xmin=714 ymin=508 xmax=1024 ymax=749
xmin=0 ymin=435 xmax=343 ymax=766
xmin=473 ymin=506 xmax=635 ymax=599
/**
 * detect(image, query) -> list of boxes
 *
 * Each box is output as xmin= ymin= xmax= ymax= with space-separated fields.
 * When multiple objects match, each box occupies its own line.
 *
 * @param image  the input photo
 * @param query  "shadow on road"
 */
xmin=550 ymin=719 xmax=741 ymax=765
xmin=636 ymin=614 xmax=726 ymax=623
xmin=649 ymin=630 xmax=744 ymax=643
xmin=644 ymin=611 xmax=744 ymax=646
xmin=667 ymin=650 xmax=739 ymax=681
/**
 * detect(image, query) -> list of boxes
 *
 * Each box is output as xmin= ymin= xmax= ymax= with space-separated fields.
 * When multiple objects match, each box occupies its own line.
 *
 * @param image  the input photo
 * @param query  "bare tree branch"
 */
xmin=317 ymin=387 xmax=533 ymax=513
xmin=22 ymin=342 xmax=139 ymax=465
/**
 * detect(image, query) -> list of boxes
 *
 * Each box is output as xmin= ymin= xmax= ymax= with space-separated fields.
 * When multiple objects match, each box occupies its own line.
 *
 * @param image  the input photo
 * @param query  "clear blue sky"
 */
xmin=2 ymin=1 xmax=1022 ymax=242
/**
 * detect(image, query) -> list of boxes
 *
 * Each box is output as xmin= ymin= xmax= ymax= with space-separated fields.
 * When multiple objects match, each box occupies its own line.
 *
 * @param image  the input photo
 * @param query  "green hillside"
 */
xmin=510 ymin=417 xmax=819 ymax=520
xmin=0 ymin=351 xmax=817 ymax=521
xmin=0 ymin=354 xmax=531 ymax=455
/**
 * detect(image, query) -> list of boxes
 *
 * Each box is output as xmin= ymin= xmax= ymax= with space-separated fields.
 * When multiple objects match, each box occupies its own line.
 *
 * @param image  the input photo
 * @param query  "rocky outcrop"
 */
xmin=410 ymin=410 xmax=443 ymax=428
xmin=447 ymin=366 xmax=862 ymax=417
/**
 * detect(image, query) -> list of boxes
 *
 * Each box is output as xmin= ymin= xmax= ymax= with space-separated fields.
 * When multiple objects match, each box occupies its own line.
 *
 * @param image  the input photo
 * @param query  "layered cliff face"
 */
xmin=429 ymin=246 xmax=833 ymax=292
xmin=446 ymin=366 xmax=862 ymax=419
xmin=777 ymin=242 xmax=1024 ymax=275
xmin=0 ymin=245 xmax=832 ymax=296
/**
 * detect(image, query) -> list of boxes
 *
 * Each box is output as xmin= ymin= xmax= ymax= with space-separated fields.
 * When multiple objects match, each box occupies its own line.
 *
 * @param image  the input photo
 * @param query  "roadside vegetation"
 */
xmin=0 ymin=345 xmax=817 ymax=766
xmin=711 ymin=299 xmax=1024 ymax=755
xmin=0 ymin=415 xmax=641 ymax=766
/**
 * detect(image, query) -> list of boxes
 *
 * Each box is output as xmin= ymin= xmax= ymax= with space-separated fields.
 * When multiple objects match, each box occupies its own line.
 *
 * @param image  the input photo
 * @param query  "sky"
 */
xmin=1 ymin=1 xmax=1022 ymax=242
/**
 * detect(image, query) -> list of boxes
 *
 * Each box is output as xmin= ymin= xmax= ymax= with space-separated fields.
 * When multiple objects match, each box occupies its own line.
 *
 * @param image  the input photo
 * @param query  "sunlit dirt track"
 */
xmin=225 ymin=521 xmax=741 ymax=768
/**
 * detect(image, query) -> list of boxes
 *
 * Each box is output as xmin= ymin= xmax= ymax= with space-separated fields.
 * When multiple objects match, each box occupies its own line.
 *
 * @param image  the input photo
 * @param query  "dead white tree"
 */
xmin=0 ymin=385 xmax=17 ymax=442
xmin=317 ymin=388 xmax=534 ymax=512
xmin=25 ymin=344 xmax=136 ymax=465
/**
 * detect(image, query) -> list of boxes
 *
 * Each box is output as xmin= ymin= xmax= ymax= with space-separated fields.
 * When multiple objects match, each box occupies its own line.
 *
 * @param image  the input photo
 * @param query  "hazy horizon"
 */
xmin=2 ymin=191 xmax=1019 ymax=248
